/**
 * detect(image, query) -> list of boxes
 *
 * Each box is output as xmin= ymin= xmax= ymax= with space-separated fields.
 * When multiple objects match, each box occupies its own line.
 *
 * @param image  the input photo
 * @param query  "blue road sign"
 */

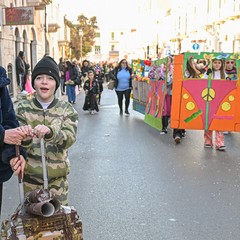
xmin=192 ymin=43 xmax=200 ymax=50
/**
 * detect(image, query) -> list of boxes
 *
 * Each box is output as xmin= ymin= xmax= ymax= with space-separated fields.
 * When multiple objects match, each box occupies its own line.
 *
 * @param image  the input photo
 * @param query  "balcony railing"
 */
xmin=48 ymin=23 xmax=60 ymax=33
xmin=109 ymin=51 xmax=119 ymax=56
xmin=26 ymin=0 xmax=46 ymax=10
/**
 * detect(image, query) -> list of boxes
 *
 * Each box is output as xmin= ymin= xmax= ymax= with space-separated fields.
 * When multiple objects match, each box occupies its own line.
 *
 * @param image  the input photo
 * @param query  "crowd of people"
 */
xmin=14 ymin=52 xmax=124 ymax=117
xmin=0 ymin=56 xmax=124 ymax=217
xmin=57 ymin=58 xmax=111 ymax=114
xmin=0 ymin=53 xmax=237 ymax=219
xmin=0 ymin=56 xmax=132 ymax=218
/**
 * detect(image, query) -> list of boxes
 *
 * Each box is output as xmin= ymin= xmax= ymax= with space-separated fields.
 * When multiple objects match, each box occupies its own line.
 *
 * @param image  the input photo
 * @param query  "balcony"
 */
xmin=48 ymin=23 xmax=60 ymax=33
xmin=214 ymin=19 xmax=226 ymax=25
xmin=226 ymin=14 xmax=240 ymax=21
xmin=26 ymin=0 xmax=46 ymax=10
xmin=235 ymin=34 xmax=240 ymax=41
xmin=58 ymin=40 xmax=69 ymax=47
xmin=109 ymin=51 xmax=119 ymax=57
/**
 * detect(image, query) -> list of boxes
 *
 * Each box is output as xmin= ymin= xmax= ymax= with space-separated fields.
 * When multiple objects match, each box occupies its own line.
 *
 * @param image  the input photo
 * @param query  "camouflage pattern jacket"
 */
xmin=16 ymin=97 xmax=78 ymax=184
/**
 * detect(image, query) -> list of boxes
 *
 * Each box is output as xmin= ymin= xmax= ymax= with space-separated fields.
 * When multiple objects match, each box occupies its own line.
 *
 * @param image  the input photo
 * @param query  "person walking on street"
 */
xmin=14 ymin=56 xmax=78 ymax=205
xmin=160 ymin=56 xmax=173 ymax=135
xmin=172 ymin=56 xmax=201 ymax=143
xmin=95 ymin=68 xmax=104 ymax=104
xmin=202 ymin=58 xmax=228 ymax=151
xmin=65 ymin=60 xmax=78 ymax=104
xmin=0 ymin=66 xmax=26 ymax=218
xmin=81 ymin=60 xmax=93 ymax=84
xmin=15 ymin=51 xmax=26 ymax=92
xmin=110 ymin=59 xmax=133 ymax=116
xmin=83 ymin=70 xmax=99 ymax=114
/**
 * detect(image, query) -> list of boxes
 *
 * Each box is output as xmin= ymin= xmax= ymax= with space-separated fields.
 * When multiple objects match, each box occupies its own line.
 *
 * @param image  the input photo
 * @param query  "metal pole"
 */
xmin=15 ymin=146 xmax=25 ymax=205
xmin=40 ymin=138 xmax=48 ymax=190
xmin=79 ymin=29 xmax=83 ymax=63
xmin=80 ymin=35 xmax=83 ymax=63
xmin=44 ymin=6 xmax=47 ymax=54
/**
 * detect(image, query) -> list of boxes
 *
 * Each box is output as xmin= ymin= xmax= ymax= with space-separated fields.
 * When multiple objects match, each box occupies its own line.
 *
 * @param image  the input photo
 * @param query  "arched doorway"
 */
xmin=23 ymin=30 xmax=28 ymax=56
xmin=15 ymin=28 xmax=21 ymax=57
xmin=13 ymin=27 xmax=21 ymax=96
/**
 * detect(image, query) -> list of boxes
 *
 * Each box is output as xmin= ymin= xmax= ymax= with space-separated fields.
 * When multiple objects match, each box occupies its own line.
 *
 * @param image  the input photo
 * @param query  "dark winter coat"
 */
xmin=15 ymin=51 xmax=25 ymax=75
xmin=0 ymin=66 xmax=26 ymax=183
xmin=82 ymin=79 xmax=99 ymax=112
xmin=66 ymin=61 xmax=78 ymax=83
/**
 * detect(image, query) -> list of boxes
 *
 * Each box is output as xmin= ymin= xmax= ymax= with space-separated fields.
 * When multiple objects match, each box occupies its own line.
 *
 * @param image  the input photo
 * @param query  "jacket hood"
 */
xmin=0 ymin=66 xmax=11 ymax=88
xmin=18 ymin=51 xmax=25 ymax=58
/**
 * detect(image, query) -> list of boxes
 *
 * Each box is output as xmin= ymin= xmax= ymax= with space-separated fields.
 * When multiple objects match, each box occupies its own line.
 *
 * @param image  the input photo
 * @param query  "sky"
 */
xmin=59 ymin=0 xmax=101 ymax=23
xmin=58 ymin=0 xmax=143 ymax=29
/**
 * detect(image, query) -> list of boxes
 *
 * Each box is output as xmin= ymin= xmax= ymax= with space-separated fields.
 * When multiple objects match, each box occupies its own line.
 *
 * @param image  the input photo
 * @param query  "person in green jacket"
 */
xmin=14 ymin=56 xmax=78 ymax=205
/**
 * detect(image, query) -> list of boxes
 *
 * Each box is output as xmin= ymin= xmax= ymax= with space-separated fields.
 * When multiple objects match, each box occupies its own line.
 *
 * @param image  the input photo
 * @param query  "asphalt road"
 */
xmin=1 ymin=85 xmax=240 ymax=240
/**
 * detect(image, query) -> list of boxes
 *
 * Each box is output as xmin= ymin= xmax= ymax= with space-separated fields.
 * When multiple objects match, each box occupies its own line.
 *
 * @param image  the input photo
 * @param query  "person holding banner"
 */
xmin=202 ymin=58 xmax=228 ymax=151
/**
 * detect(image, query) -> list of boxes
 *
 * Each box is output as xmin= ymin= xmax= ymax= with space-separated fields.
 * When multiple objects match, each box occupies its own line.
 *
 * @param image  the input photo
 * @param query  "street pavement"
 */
xmin=2 ymin=85 xmax=240 ymax=240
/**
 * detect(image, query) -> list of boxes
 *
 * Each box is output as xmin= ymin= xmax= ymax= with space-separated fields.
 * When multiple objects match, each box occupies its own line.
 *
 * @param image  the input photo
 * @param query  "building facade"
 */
xmin=0 ymin=0 xmax=70 ymax=100
xmin=0 ymin=0 xmax=240 ymax=99
xmin=89 ymin=0 xmax=240 ymax=63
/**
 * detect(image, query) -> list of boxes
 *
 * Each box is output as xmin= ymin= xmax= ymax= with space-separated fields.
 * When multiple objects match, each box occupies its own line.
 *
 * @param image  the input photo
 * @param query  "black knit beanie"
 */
xmin=31 ymin=56 xmax=60 ymax=90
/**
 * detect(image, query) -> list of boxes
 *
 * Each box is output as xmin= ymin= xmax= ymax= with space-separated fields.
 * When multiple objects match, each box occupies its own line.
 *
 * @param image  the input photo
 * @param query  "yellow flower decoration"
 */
xmin=203 ymin=54 xmax=214 ymax=61
xmin=137 ymin=58 xmax=141 ymax=64
xmin=132 ymin=61 xmax=138 ymax=67
xmin=230 ymin=53 xmax=240 ymax=60
xmin=142 ymin=77 xmax=150 ymax=82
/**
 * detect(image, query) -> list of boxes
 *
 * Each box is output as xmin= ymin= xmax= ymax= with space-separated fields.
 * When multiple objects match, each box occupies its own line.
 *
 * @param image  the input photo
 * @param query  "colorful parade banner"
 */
xmin=132 ymin=59 xmax=150 ymax=114
xmin=144 ymin=58 xmax=169 ymax=130
xmin=171 ymin=52 xmax=240 ymax=131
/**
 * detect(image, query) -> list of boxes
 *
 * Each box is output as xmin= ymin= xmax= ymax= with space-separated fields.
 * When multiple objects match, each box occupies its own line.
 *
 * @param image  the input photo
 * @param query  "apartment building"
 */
xmin=0 ymin=0 xmax=70 ymax=99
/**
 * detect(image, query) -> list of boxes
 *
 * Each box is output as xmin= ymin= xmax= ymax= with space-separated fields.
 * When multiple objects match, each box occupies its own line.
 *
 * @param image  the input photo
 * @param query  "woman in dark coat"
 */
xmin=81 ymin=60 xmax=93 ymax=80
xmin=0 ymin=66 xmax=26 ymax=217
xmin=65 ymin=61 xmax=78 ymax=104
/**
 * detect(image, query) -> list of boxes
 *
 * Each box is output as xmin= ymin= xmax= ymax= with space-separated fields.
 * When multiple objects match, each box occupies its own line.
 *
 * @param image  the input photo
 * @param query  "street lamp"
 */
xmin=79 ymin=29 xmax=83 ymax=63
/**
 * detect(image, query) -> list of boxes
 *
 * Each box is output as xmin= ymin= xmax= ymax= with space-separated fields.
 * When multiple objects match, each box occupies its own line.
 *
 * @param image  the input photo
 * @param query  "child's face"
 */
xmin=88 ymin=72 xmax=94 ymax=80
xmin=34 ymin=74 xmax=56 ymax=102
xmin=195 ymin=59 xmax=205 ymax=70
xmin=225 ymin=60 xmax=235 ymax=70
xmin=212 ymin=60 xmax=222 ymax=71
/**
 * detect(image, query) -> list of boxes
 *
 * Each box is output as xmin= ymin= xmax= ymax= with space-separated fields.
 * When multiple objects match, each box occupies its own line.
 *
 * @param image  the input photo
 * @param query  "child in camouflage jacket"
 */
xmin=15 ymin=56 xmax=78 ymax=205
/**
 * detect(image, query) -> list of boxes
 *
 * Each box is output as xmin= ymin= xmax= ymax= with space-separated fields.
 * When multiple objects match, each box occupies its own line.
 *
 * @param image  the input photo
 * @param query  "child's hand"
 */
xmin=34 ymin=125 xmax=51 ymax=139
